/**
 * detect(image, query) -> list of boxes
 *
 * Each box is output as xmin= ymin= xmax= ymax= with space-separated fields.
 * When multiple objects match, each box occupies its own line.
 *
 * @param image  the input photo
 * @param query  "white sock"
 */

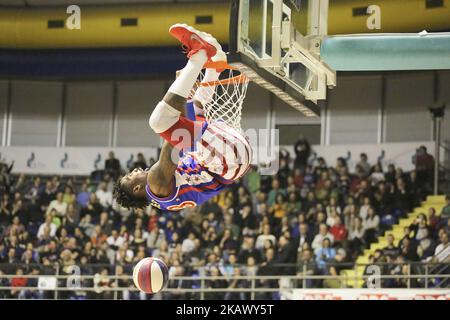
xmin=193 ymin=68 xmax=221 ymax=107
xmin=168 ymin=50 xmax=208 ymax=99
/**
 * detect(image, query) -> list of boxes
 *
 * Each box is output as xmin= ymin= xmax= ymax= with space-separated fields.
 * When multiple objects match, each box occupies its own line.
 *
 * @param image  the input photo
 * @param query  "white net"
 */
xmin=192 ymin=63 xmax=249 ymax=130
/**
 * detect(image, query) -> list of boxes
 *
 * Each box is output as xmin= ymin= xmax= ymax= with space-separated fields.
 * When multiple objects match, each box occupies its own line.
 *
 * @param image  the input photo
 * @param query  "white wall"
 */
xmin=9 ymin=81 xmax=62 ymax=146
xmin=115 ymin=80 xmax=165 ymax=147
xmin=241 ymin=83 xmax=271 ymax=131
xmin=1 ymin=71 xmax=449 ymax=149
xmin=327 ymin=75 xmax=382 ymax=144
xmin=65 ymin=82 xmax=114 ymax=147
xmin=384 ymin=73 xmax=434 ymax=142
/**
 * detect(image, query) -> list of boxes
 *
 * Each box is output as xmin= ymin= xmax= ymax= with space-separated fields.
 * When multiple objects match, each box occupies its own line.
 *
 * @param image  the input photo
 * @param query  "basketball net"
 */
xmin=192 ymin=61 xmax=249 ymax=131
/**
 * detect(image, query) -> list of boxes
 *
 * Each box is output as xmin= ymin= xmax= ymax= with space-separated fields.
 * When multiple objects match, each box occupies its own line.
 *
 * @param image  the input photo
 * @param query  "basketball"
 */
xmin=132 ymin=257 xmax=169 ymax=294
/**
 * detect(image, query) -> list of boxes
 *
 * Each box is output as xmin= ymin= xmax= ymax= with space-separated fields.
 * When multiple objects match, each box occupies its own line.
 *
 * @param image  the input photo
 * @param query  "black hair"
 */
xmin=113 ymin=177 xmax=149 ymax=210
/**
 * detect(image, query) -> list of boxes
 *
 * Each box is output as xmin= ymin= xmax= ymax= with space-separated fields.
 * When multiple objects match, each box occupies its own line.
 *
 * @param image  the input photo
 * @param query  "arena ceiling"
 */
xmin=0 ymin=0 xmax=217 ymax=7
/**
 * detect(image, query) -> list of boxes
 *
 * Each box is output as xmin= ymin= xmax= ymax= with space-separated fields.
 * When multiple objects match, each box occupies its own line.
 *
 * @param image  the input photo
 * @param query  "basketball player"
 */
xmin=113 ymin=24 xmax=252 ymax=211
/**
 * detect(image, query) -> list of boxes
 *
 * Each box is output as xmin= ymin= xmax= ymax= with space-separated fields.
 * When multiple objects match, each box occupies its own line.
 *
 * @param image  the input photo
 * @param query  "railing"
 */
xmin=0 ymin=262 xmax=449 ymax=299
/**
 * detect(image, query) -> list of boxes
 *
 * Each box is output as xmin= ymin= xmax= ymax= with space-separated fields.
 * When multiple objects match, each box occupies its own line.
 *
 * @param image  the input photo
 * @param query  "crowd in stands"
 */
xmin=0 ymin=140 xmax=449 ymax=299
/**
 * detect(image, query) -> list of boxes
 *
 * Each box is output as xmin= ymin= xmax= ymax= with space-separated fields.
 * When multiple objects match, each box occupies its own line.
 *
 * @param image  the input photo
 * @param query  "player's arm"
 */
xmin=147 ymin=141 xmax=179 ymax=197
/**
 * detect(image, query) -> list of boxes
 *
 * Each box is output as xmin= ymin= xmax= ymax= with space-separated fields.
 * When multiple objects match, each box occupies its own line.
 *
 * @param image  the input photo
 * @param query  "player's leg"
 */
xmin=149 ymin=24 xmax=221 ymax=151
xmin=196 ymin=122 xmax=252 ymax=181
xmin=192 ymin=51 xmax=227 ymax=116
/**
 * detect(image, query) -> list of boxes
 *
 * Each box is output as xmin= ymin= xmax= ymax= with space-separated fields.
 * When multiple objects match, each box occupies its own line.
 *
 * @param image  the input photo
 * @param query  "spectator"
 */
xmin=76 ymin=183 xmax=91 ymax=208
xmin=441 ymin=196 xmax=450 ymax=220
xmin=413 ymin=146 xmax=434 ymax=191
xmin=255 ymin=224 xmax=276 ymax=250
xmin=363 ymin=207 xmax=379 ymax=245
xmin=315 ymin=238 xmax=336 ymax=272
xmin=357 ymin=153 xmax=371 ymax=178
xmin=46 ymin=192 xmax=67 ymax=217
xmin=293 ymin=137 xmax=311 ymax=173
xmin=62 ymin=186 xmax=75 ymax=205
xmin=96 ymin=182 xmax=113 ymax=209
xmin=146 ymin=225 xmax=166 ymax=251
xmin=312 ymin=223 xmax=334 ymax=251
xmin=329 ymin=216 xmax=348 ymax=244
xmin=37 ymin=214 xmax=57 ymax=239
xmin=105 ymin=151 xmax=122 ymax=180
xmin=297 ymin=248 xmax=317 ymax=288
xmin=382 ymin=234 xmax=400 ymax=258
xmin=267 ymin=179 xmax=286 ymax=207
xmin=132 ymin=153 xmax=147 ymax=170
xmin=225 ymin=267 xmax=248 ymax=300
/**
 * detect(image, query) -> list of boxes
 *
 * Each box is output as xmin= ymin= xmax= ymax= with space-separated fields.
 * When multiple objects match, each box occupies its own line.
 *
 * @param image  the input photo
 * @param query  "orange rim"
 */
xmin=200 ymin=61 xmax=249 ymax=86
xmin=203 ymin=61 xmax=237 ymax=70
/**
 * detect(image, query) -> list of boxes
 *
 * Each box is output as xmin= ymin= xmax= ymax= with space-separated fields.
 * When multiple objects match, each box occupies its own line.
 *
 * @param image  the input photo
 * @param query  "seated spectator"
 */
xmin=410 ymin=213 xmax=431 ymax=241
xmin=267 ymin=179 xmax=286 ymax=206
xmin=98 ymin=212 xmax=113 ymax=235
xmin=369 ymin=163 xmax=385 ymax=186
xmin=2 ymin=216 xmax=25 ymax=239
xmin=104 ymin=151 xmax=122 ymax=180
xmin=429 ymin=230 xmax=449 ymax=263
xmin=383 ymin=234 xmax=400 ymax=258
xmin=274 ymin=236 xmax=294 ymax=274
xmin=76 ymin=183 xmax=91 ymax=208
xmin=416 ymin=228 xmax=436 ymax=261
xmin=285 ymin=192 xmax=302 ymax=216
xmin=357 ymin=153 xmax=371 ymax=178
xmin=296 ymin=248 xmax=318 ymax=288
xmin=293 ymin=222 xmax=313 ymax=249
xmin=359 ymin=196 xmax=371 ymax=220
xmin=326 ymin=206 xmax=340 ymax=227
xmin=312 ymin=223 xmax=334 ymax=251
xmin=269 ymin=193 xmax=288 ymax=220
xmin=363 ymin=207 xmax=380 ymax=245
xmin=146 ymin=225 xmax=166 ymax=251
xmin=237 ymin=236 xmax=261 ymax=264
xmin=326 ymin=197 xmax=341 ymax=217
xmin=315 ymin=238 xmax=336 ymax=272
xmin=62 ymin=186 xmax=76 ymax=205
xmin=181 ymin=232 xmax=197 ymax=254
xmin=225 ymin=267 xmax=249 ymax=300
xmin=80 ymin=194 xmax=103 ymax=221
xmin=46 ymin=192 xmax=67 ymax=218
xmin=37 ymin=214 xmax=57 ymax=239
xmin=427 ymin=207 xmax=440 ymax=232
xmin=79 ymin=214 xmax=95 ymax=238
xmin=204 ymin=266 xmax=228 ymax=300
xmin=399 ymin=237 xmax=419 ymax=262
xmin=218 ymin=228 xmax=239 ymax=254
xmin=96 ymin=182 xmax=113 ymax=209
xmin=329 ymin=216 xmax=348 ymax=244
xmin=10 ymin=268 xmax=27 ymax=299
xmin=440 ymin=196 xmax=450 ymax=220
xmin=106 ymin=229 xmax=125 ymax=260
xmin=245 ymin=256 xmax=258 ymax=277
xmin=255 ymin=224 xmax=277 ymax=251
xmin=132 ymin=153 xmax=147 ymax=170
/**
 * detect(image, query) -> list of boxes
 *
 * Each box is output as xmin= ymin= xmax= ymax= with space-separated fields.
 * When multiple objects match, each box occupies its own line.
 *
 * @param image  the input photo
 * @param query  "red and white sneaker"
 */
xmin=169 ymin=23 xmax=222 ymax=61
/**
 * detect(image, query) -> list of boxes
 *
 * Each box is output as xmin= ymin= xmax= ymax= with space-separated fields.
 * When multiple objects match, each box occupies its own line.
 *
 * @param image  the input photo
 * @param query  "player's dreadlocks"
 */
xmin=113 ymin=177 xmax=149 ymax=210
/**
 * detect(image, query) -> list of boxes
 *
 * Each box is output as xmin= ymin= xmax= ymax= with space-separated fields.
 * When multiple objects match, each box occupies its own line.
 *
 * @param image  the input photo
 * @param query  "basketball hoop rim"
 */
xmin=200 ymin=61 xmax=249 ymax=86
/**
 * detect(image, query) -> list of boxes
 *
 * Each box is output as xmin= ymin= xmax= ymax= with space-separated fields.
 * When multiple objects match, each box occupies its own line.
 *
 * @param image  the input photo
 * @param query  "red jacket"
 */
xmin=330 ymin=224 xmax=348 ymax=242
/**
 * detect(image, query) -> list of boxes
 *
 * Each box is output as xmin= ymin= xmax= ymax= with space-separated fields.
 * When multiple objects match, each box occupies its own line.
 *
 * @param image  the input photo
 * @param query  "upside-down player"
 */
xmin=113 ymin=24 xmax=252 ymax=211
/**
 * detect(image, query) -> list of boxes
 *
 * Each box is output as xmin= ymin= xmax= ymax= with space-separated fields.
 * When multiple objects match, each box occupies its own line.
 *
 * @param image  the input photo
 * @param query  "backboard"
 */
xmin=228 ymin=0 xmax=336 ymax=117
